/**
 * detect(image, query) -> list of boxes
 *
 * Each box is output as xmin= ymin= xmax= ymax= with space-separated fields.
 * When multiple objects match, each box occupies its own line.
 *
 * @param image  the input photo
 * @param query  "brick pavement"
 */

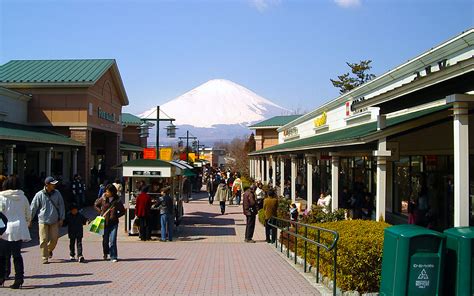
xmin=3 ymin=192 xmax=320 ymax=295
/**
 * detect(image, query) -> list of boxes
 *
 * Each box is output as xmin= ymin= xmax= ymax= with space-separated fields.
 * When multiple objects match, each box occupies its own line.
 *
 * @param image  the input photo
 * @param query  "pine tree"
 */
xmin=330 ymin=60 xmax=376 ymax=94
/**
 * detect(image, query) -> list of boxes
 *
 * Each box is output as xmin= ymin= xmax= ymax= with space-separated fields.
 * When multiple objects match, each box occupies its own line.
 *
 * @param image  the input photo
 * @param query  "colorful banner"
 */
xmin=159 ymin=147 xmax=173 ymax=161
xmin=143 ymin=148 xmax=157 ymax=159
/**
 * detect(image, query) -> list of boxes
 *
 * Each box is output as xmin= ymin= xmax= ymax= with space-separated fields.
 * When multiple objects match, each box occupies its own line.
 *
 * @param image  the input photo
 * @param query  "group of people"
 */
xmin=0 ymin=173 xmax=131 ymax=289
xmin=206 ymin=170 xmax=243 ymax=215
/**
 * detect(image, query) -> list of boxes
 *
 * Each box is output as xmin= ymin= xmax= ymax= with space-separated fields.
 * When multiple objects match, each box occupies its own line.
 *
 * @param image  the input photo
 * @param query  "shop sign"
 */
xmin=143 ymin=148 xmax=157 ymax=159
xmin=132 ymin=170 xmax=161 ymax=176
xmin=179 ymin=152 xmax=196 ymax=162
xmin=349 ymin=96 xmax=368 ymax=115
xmin=314 ymin=112 xmax=327 ymax=127
xmin=159 ymin=147 xmax=173 ymax=161
xmin=283 ymin=127 xmax=299 ymax=138
xmin=98 ymin=107 xmax=116 ymax=122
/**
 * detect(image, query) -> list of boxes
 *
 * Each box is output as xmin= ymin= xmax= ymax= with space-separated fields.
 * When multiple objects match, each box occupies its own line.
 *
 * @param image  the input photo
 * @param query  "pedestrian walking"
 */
xmin=30 ymin=176 xmax=65 ymax=265
xmin=214 ymin=179 xmax=228 ymax=215
xmin=243 ymin=185 xmax=257 ymax=243
xmin=263 ymin=189 xmax=278 ymax=243
xmin=71 ymin=174 xmax=86 ymax=208
xmin=63 ymin=203 xmax=88 ymax=262
xmin=0 ymin=176 xmax=31 ymax=289
xmin=94 ymin=184 xmax=125 ymax=262
xmin=207 ymin=174 xmax=217 ymax=205
xmin=158 ymin=187 xmax=174 ymax=242
xmin=135 ymin=186 xmax=152 ymax=241
xmin=232 ymin=173 xmax=243 ymax=205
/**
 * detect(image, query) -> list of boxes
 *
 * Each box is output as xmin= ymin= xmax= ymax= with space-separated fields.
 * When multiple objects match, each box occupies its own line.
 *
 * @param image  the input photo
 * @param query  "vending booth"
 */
xmin=120 ymin=159 xmax=186 ymax=235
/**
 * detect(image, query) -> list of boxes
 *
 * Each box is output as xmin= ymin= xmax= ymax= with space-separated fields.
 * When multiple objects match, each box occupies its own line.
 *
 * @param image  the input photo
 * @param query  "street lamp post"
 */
xmin=140 ymin=105 xmax=176 ymax=159
xmin=178 ymin=130 xmax=197 ymax=163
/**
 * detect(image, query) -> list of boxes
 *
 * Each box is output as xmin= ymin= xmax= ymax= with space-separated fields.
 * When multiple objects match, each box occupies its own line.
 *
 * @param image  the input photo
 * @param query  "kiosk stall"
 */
xmin=120 ymin=159 xmax=185 ymax=235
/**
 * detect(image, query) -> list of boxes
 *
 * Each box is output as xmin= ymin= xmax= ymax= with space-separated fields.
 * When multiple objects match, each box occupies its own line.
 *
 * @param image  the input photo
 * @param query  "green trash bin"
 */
xmin=380 ymin=224 xmax=445 ymax=296
xmin=443 ymin=227 xmax=474 ymax=296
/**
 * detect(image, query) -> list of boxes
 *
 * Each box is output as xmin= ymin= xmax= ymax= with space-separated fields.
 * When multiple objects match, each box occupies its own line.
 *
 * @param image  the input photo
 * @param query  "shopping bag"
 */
xmin=89 ymin=216 xmax=105 ymax=235
xmin=129 ymin=217 xmax=139 ymax=235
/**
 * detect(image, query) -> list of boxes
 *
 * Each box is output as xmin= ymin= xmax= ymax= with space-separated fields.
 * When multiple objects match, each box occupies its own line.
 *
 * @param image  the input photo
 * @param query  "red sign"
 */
xmin=143 ymin=148 xmax=157 ymax=159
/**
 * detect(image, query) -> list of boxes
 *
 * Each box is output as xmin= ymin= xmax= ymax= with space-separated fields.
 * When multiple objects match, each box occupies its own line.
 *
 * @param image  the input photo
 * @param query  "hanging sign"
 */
xmin=159 ymin=147 xmax=173 ymax=161
xmin=143 ymin=148 xmax=157 ymax=159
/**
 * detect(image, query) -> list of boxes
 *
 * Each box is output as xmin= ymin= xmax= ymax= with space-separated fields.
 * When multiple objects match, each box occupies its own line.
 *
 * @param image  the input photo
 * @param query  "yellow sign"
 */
xmin=188 ymin=152 xmax=196 ymax=162
xmin=314 ymin=112 xmax=327 ymax=127
xmin=159 ymin=147 xmax=173 ymax=161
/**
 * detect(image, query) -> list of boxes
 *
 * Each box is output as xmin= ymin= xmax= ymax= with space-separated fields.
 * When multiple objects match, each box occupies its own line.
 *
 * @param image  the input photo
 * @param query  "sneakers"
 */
xmin=78 ymin=256 xmax=85 ymax=263
xmin=103 ymin=254 xmax=109 ymax=261
xmin=42 ymin=259 xmax=49 ymax=264
xmin=70 ymin=256 xmax=75 ymax=261
xmin=111 ymin=259 xmax=118 ymax=263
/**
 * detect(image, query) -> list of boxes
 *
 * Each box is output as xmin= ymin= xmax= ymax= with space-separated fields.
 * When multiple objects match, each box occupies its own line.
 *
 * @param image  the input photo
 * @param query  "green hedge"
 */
xmin=281 ymin=219 xmax=390 ymax=293
xmin=258 ymin=208 xmax=265 ymax=225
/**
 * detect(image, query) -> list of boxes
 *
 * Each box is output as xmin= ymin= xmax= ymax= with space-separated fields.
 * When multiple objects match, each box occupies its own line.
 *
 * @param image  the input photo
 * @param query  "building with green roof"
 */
xmin=248 ymin=115 xmax=302 ymax=151
xmin=0 ymin=59 xmax=135 ymax=187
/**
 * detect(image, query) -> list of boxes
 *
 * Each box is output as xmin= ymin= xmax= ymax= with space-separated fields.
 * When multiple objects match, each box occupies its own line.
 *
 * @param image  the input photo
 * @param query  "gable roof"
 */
xmin=248 ymin=115 xmax=302 ymax=129
xmin=121 ymin=113 xmax=143 ymax=126
xmin=0 ymin=59 xmax=129 ymax=105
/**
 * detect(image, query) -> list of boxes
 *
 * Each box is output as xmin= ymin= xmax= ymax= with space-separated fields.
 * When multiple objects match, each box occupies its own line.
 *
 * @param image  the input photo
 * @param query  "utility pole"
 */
xmin=140 ymin=105 xmax=176 ymax=160
xmin=178 ymin=130 xmax=197 ymax=163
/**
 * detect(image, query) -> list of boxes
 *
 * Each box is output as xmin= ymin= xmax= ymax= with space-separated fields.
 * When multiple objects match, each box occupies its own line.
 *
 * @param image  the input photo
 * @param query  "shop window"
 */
xmin=393 ymin=156 xmax=410 ymax=215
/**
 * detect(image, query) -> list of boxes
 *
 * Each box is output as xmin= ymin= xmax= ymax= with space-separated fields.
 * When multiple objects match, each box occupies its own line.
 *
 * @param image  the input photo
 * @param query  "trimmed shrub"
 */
xmin=282 ymin=219 xmax=390 ymax=293
xmin=277 ymin=197 xmax=291 ymax=219
xmin=301 ymin=205 xmax=346 ymax=224
xmin=258 ymin=208 xmax=265 ymax=225
xmin=241 ymin=176 xmax=253 ymax=191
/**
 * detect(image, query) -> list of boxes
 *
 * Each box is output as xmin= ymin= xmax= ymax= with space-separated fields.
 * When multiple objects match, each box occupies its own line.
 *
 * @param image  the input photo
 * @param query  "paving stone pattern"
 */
xmin=3 ymin=192 xmax=320 ymax=295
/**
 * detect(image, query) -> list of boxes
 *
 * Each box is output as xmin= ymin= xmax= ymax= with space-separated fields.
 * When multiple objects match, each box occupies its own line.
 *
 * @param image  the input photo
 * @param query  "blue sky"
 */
xmin=1 ymin=0 xmax=473 ymax=115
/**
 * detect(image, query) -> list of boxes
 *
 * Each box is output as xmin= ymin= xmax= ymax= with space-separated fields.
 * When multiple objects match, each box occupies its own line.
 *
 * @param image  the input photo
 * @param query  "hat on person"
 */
xmin=44 ymin=176 xmax=58 ymax=185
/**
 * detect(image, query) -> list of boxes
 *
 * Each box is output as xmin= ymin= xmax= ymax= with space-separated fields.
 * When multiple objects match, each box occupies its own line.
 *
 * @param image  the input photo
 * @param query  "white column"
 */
xmin=453 ymin=102 xmax=469 ymax=226
xmin=374 ymin=138 xmax=391 ymax=222
xmin=306 ymin=154 xmax=315 ymax=211
xmin=265 ymin=157 xmax=270 ymax=185
xmin=291 ymin=155 xmax=297 ymax=202
xmin=46 ymin=147 xmax=53 ymax=176
xmin=271 ymin=156 xmax=276 ymax=189
xmin=331 ymin=155 xmax=340 ymax=212
xmin=72 ymin=148 xmax=78 ymax=176
xmin=7 ymin=145 xmax=15 ymax=175
xmin=280 ymin=157 xmax=285 ymax=197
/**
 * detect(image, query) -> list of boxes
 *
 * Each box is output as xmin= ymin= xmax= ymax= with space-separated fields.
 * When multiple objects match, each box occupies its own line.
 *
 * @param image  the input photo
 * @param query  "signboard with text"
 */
xmin=143 ymin=148 xmax=157 ymax=159
xmin=159 ymin=147 xmax=173 ymax=161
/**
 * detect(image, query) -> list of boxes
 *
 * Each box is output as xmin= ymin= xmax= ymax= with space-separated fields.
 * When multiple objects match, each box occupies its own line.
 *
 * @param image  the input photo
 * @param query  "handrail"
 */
xmin=268 ymin=217 xmax=339 ymax=296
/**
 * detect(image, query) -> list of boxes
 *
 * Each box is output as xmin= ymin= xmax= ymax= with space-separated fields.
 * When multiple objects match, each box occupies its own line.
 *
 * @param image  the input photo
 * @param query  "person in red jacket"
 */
xmin=135 ymin=186 xmax=152 ymax=241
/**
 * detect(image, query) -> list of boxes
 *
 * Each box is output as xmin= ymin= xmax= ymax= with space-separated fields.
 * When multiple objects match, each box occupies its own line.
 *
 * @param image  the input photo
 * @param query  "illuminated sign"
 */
xmin=98 ymin=107 xmax=116 ymax=122
xmin=314 ymin=112 xmax=327 ymax=127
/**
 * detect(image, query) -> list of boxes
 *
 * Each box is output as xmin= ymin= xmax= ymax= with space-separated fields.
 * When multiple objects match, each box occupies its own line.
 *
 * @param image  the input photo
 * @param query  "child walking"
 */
xmin=64 ymin=204 xmax=88 ymax=262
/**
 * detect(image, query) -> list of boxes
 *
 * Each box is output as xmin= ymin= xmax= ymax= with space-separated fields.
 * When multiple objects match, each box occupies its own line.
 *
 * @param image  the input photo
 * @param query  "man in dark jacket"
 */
xmin=242 ymin=185 xmax=257 ymax=243
xmin=159 ymin=187 xmax=174 ymax=242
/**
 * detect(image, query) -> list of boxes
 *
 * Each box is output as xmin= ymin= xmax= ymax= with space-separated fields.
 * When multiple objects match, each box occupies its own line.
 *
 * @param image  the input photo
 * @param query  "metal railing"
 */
xmin=268 ymin=217 xmax=339 ymax=296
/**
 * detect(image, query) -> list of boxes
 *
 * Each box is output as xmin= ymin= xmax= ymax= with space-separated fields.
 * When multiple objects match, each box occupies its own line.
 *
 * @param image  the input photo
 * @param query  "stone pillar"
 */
xmin=280 ymin=157 xmax=285 ymax=197
xmin=72 ymin=148 xmax=78 ymax=176
xmin=331 ymin=155 xmax=339 ymax=212
xmin=291 ymin=155 xmax=297 ymax=202
xmin=453 ymin=102 xmax=469 ymax=226
xmin=46 ymin=147 xmax=53 ymax=176
xmin=271 ymin=156 xmax=277 ymax=189
xmin=265 ymin=156 xmax=270 ymax=185
xmin=249 ymin=158 xmax=253 ymax=179
xmin=7 ymin=145 xmax=15 ymax=175
xmin=306 ymin=154 xmax=315 ymax=211
xmin=374 ymin=138 xmax=391 ymax=222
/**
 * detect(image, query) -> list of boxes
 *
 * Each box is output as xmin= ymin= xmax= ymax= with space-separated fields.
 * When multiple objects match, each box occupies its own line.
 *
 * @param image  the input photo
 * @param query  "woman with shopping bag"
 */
xmin=94 ymin=184 xmax=125 ymax=262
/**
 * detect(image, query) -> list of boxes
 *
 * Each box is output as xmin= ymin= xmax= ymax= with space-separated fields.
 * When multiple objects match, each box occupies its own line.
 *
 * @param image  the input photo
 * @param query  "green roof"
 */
xmin=120 ymin=142 xmax=143 ymax=152
xmin=121 ymin=113 xmax=143 ymax=126
xmin=119 ymin=158 xmax=172 ymax=168
xmin=248 ymin=115 xmax=302 ymax=129
xmin=250 ymin=105 xmax=450 ymax=155
xmin=0 ymin=122 xmax=83 ymax=146
xmin=0 ymin=59 xmax=115 ymax=85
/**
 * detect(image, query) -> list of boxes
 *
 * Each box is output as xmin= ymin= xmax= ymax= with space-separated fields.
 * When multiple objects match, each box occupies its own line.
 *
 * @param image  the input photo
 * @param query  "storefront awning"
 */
xmin=0 ymin=121 xmax=83 ymax=146
xmin=249 ymin=104 xmax=451 ymax=156
xmin=120 ymin=142 xmax=143 ymax=152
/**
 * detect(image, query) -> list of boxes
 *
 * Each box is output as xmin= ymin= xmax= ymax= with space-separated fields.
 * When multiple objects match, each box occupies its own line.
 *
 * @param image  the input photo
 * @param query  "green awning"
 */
xmin=0 ymin=122 xmax=83 ymax=146
xmin=120 ymin=142 xmax=143 ymax=152
xmin=249 ymin=104 xmax=450 ymax=155
xmin=118 ymin=158 xmax=172 ymax=168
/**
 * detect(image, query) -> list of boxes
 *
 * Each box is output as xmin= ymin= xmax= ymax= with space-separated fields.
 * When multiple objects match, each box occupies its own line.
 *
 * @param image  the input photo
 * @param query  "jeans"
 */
xmin=1 ymin=241 xmax=23 ymax=281
xmin=245 ymin=215 xmax=256 ymax=241
xmin=69 ymin=236 xmax=83 ymax=257
xmin=160 ymin=213 xmax=173 ymax=241
xmin=219 ymin=201 xmax=226 ymax=214
xmin=103 ymin=224 xmax=118 ymax=259
xmin=235 ymin=190 xmax=241 ymax=205
xmin=265 ymin=219 xmax=277 ymax=242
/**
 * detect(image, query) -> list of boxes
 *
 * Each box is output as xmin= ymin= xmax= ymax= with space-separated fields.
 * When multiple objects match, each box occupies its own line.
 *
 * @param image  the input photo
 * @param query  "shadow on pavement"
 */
xmin=179 ymin=226 xmax=236 ymax=237
xmin=27 ymin=280 xmax=112 ymax=289
xmin=81 ymin=257 xmax=176 ymax=263
xmin=25 ymin=273 xmax=92 ymax=279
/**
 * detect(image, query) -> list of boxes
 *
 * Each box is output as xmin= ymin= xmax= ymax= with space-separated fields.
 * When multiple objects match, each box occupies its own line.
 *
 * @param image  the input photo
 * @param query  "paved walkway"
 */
xmin=3 ymin=192 xmax=320 ymax=295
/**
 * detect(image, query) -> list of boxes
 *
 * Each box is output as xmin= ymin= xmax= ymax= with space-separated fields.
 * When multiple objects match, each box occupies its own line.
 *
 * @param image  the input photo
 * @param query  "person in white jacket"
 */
xmin=0 ymin=175 xmax=31 ymax=289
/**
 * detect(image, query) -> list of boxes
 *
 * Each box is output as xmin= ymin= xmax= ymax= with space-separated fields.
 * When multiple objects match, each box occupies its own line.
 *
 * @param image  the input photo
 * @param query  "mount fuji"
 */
xmin=138 ymin=79 xmax=291 ymax=145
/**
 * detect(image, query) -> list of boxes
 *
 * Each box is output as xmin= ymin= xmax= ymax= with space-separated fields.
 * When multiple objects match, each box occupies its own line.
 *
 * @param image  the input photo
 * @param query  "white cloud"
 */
xmin=334 ymin=0 xmax=361 ymax=8
xmin=248 ymin=0 xmax=281 ymax=12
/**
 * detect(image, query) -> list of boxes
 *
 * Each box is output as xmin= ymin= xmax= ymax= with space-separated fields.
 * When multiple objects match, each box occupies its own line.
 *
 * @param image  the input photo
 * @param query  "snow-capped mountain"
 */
xmin=138 ymin=79 xmax=291 ymax=144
